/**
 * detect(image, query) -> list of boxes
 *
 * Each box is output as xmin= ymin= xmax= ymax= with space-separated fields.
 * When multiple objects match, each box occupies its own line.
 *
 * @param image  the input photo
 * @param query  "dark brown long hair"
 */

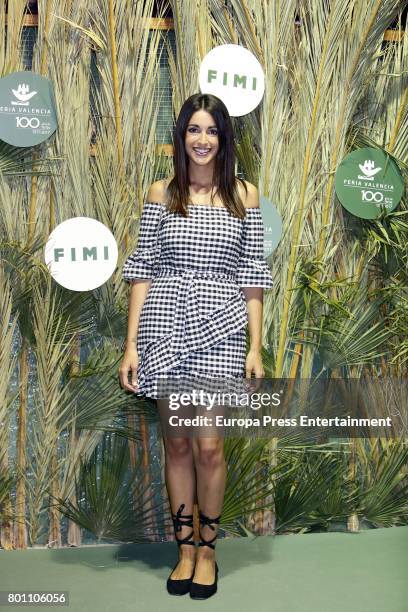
xmin=166 ymin=93 xmax=247 ymax=219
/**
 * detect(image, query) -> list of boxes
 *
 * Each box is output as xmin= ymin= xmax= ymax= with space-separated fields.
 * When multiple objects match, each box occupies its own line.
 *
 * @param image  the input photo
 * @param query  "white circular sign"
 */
xmin=44 ymin=217 xmax=118 ymax=291
xmin=199 ymin=44 xmax=265 ymax=116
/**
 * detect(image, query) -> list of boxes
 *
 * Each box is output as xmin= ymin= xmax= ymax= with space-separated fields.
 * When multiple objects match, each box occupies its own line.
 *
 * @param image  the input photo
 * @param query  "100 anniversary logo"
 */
xmin=0 ymin=71 xmax=57 ymax=147
xmin=334 ymin=147 xmax=404 ymax=219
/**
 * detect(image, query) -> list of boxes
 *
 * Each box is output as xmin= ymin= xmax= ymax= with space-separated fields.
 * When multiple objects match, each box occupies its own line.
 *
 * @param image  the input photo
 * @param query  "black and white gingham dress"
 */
xmin=122 ymin=201 xmax=273 ymax=399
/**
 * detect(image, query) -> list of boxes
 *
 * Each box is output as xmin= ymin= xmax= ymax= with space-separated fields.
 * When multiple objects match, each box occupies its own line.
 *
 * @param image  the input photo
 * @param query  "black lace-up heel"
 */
xmin=189 ymin=511 xmax=221 ymax=600
xmin=166 ymin=503 xmax=196 ymax=596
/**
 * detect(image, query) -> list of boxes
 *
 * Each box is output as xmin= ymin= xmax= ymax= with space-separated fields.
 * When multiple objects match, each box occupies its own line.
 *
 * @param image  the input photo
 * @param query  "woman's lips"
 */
xmin=193 ymin=147 xmax=211 ymax=156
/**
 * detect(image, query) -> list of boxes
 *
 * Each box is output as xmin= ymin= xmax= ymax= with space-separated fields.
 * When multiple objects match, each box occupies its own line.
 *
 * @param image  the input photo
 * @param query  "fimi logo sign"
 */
xmin=206 ymin=69 xmax=259 ymax=91
xmin=199 ymin=44 xmax=265 ymax=116
xmin=44 ymin=218 xmax=119 ymax=291
xmin=53 ymin=245 xmax=110 ymax=262
xmin=334 ymin=147 xmax=403 ymax=220
xmin=0 ymin=71 xmax=57 ymax=147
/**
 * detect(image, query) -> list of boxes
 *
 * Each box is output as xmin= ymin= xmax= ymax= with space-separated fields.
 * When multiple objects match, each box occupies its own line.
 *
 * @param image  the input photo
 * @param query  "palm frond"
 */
xmin=51 ymin=433 xmax=166 ymax=542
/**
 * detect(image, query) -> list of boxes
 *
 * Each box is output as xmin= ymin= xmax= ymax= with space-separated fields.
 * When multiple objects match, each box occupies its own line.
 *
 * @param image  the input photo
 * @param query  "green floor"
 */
xmin=1 ymin=526 xmax=407 ymax=612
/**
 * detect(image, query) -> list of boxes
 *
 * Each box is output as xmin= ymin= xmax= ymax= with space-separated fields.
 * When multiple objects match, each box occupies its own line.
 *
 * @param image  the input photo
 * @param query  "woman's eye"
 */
xmin=187 ymin=127 xmax=218 ymax=135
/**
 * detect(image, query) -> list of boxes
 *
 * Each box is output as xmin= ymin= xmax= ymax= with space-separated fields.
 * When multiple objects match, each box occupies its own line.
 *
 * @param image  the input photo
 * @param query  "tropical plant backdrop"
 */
xmin=0 ymin=0 xmax=407 ymax=551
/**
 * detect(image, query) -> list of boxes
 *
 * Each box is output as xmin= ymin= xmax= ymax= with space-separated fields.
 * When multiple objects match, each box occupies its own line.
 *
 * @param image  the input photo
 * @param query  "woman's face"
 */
xmin=184 ymin=109 xmax=220 ymax=167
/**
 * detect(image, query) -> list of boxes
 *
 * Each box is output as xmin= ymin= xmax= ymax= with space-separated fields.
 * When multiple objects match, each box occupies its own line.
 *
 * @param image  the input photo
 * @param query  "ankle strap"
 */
xmin=198 ymin=511 xmax=221 ymax=550
xmin=172 ymin=503 xmax=195 ymax=547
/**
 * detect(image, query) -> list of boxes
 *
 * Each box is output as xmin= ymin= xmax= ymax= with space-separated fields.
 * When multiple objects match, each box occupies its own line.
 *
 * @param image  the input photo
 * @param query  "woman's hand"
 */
xmin=245 ymin=349 xmax=265 ymax=391
xmin=245 ymin=348 xmax=265 ymax=378
xmin=119 ymin=348 xmax=139 ymax=392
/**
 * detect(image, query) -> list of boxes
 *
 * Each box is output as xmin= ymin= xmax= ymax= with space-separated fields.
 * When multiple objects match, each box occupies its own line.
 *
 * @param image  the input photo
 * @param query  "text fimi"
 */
xmin=207 ymin=70 xmax=257 ymax=90
xmin=54 ymin=247 xmax=110 ymax=262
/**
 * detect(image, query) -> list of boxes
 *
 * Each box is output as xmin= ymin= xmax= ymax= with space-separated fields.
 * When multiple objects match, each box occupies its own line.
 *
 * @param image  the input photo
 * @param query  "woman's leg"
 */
xmin=163 ymin=435 xmax=196 ymax=578
xmin=159 ymin=394 xmax=196 ymax=580
xmin=192 ymin=434 xmax=226 ymax=584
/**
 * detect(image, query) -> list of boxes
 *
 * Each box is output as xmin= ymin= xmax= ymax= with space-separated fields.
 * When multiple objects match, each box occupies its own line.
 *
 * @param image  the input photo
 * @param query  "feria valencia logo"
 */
xmin=44 ymin=217 xmax=119 ymax=291
xmin=11 ymin=83 xmax=37 ymax=105
xmin=359 ymin=159 xmax=384 ymax=204
xmin=358 ymin=159 xmax=381 ymax=180
xmin=334 ymin=147 xmax=403 ymax=220
xmin=0 ymin=71 xmax=57 ymax=147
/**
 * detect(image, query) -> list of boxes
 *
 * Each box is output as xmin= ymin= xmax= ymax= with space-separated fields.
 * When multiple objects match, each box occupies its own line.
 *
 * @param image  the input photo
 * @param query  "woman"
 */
xmin=119 ymin=93 xmax=273 ymax=600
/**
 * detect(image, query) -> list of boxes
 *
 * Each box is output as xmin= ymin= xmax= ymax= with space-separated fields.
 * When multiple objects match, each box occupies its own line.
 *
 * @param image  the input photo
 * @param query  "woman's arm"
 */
xmin=120 ymin=183 xmax=165 ymax=391
xmin=124 ymin=279 xmax=151 ymax=349
xmin=242 ymin=287 xmax=265 ymax=378
xmin=119 ymin=280 xmax=150 ymax=391
xmin=242 ymin=287 xmax=264 ymax=351
xmin=120 ymin=279 xmax=151 ymax=392
xmin=238 ymin=181 xmax=272 ymax=379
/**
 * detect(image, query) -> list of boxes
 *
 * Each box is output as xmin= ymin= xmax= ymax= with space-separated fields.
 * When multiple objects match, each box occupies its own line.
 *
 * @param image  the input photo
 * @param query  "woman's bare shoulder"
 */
xmin=146 ymin=178 xmax=170 ymax=204
xmin=236 ymin=178 xmax=260 ymax=208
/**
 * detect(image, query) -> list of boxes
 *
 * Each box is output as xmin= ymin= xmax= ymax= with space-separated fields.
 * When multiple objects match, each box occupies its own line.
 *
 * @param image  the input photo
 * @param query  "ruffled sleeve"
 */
xmin=236 ymin=207 xmax=273 ymax=288
xmin=122 ymin=202 xmax=163 ymax=283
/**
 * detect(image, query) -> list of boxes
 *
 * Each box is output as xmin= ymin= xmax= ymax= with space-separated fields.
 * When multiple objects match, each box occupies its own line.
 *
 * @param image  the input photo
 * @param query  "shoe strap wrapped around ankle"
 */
xmin=199 ymin=512 xmax=220 ymax=530
xmin=172 ymin=503 xmax=194 ymax=530
xmin=172 ymin=503 xmax=195 ymax=546
xmin=198 ymin=511 xmax=221 ymax=549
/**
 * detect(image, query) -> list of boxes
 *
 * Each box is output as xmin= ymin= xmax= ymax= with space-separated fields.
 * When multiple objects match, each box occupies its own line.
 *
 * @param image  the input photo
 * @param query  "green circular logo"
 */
xmin=334 ymin=147 xmax=404 ymax=219
xmin=0 ymin=71 xmax=57 ymax=147
xmin=260 ymin=196 xmax=282 ymax=257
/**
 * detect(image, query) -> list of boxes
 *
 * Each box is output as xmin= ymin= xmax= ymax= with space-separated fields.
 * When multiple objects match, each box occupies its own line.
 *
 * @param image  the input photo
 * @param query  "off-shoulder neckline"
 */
xmin=145 ymin=201 xmax=260 ymax=211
